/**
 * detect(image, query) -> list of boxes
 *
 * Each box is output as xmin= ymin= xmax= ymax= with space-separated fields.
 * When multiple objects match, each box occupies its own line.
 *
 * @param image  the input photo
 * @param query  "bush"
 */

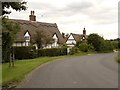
xmin=79 ymin=43 xmax=88 ymax=52
xmin=87 ymin=34 xmax=105 ymax=52
xmin=100 ymin=41 xmax=114 ymax=53
xmin=116 ymin=54 xmax=120 ymax=63
xmin=111 ymin=41 xmax=118 ymax=49
xmin=69 ymin=47 xmax=79 ymax=55
xmin=77 ymin=42 xmax=94 ymax=52
xmin=37 ymin=48 xmax=67 ymax=57
xmin=14 ymin=46 xmax=36 ymax=60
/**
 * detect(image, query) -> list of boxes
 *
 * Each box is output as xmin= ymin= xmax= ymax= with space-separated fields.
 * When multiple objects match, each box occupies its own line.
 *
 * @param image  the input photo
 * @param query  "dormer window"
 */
xmin=25 ymin=36 xmax=30 ymax=40
xmin=53 ymin=34 xmax=58 ymax=42
xmin=83 ymin=36 xmax=85 ymax=40
xmin=24 ymin=31 xmax=30 ymax=41
xmin=52 ymin=33 xmax=58 ymax=47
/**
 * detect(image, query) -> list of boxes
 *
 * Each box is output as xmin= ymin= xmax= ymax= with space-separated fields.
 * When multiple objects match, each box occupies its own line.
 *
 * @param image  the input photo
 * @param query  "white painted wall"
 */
xmin=13 ymin=33 xmax=60 ymax=49
xmin=13 ymin=43 xmax=22 ymax=46
xmin=52 ymin=34 xmax=58 ymax=48
xmin=66 ymin=34 xmax=76 ymax=45
xmin=24 ymin=32 xmax=30 ymax=37
xmin=24 ymin=31 xmax=30 ymax=42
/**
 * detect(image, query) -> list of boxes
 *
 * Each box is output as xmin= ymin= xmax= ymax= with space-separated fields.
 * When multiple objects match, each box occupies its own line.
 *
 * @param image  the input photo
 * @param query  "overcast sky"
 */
xmin=8 ymin=0 xmax=119 ymax=39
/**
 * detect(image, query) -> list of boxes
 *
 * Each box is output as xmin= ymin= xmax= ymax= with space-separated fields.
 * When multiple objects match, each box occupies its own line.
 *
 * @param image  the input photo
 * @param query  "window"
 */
xmin=25 ymin=36 xmax=30 ymax=40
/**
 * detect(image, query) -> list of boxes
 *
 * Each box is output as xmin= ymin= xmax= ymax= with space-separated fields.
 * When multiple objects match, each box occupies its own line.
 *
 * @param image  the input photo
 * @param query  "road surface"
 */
xmin=18 ymin=52 xmax=118 ymax=88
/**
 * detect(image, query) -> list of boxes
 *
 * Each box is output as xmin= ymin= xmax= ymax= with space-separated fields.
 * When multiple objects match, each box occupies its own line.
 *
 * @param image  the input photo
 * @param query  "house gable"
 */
xmin=24 ymin=31 xmax=30 ymax=37
xmin=53 ymin=33 xmax=58 ymax=40
xmin=51 ymin=33 xmax=59 ymax=48
xmin=24 ymin=31 xmax=30 ymax=42
xmin=66 ymin=34 xmax=76 ymax=45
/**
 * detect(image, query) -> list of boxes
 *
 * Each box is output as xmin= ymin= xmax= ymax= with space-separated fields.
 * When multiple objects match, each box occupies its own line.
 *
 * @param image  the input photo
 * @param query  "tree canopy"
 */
xmin=2 ymin=1 xmax=27 ymax=65
xmin=87 ymin=34 xmax=104 ymax=51
xmin=2 ymin=1 xmax=27 ymax=15
xmin=32 ymin=30 xmax=54 ymax=49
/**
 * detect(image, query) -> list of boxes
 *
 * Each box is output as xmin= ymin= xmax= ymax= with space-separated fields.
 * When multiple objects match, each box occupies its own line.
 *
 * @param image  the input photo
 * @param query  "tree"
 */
xmin=33 ymin=30 xmax=54 ymax=49
xmin=2 ymin=1 xmax=27 ymax=15
xmin=2 ymin=17 xmax=20 ymax=66
xmin=87 ymin=34 xmax=104 ymax=52
xmin=2 ymin=1 xmax=27 ymax=67
xmin=117 ymin=38 xmax=120 ymax=49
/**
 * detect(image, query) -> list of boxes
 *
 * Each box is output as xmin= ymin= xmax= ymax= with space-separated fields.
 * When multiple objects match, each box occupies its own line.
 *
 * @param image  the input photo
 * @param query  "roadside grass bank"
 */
xmin=2 ymin=56 xmax=70 ymax=85
xmin=115 ymin=49 xmax=120 ymax=63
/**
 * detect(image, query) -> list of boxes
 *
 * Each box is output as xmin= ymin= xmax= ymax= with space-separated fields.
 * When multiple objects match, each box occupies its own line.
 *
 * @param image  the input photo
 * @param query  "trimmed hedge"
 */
xmin=13 ymin=46 xmax=36 ymax=60
xmin=37 ymin=48 xmax=67 ymax=57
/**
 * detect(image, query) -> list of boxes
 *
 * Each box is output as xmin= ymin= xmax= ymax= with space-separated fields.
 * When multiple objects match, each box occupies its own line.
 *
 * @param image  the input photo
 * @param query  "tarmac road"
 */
xmin=18 ymin=52 xmax=118 ymax=88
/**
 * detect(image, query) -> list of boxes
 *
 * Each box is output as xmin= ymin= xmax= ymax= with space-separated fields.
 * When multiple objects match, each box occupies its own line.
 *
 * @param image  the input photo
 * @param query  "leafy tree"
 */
xmin=102 ymin=40 xmax=114 ymax=52
xmin=2 ymin=1 xmax=27 ymax=67
xmin=110 ymin=41 xmax=118 ymax=49
xmin=2 ymin=17 xmax=20 ymax=66
xmin=87 ymin=34 xmax=104 ymax=52
xmin=32 ymin=30 xmax=54 ymax=49
xmin=118 ymin=39 xmax=120 ymax=49
xmin=2 ymin=1 xmax=27 ymax=15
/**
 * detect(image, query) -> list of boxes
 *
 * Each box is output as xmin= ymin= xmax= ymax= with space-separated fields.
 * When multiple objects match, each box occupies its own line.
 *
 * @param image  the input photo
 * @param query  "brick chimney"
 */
xmin=83 ymin=27 xmax=86 ymax=35
xmin=29 ymin=11 xmax=36 ymax=21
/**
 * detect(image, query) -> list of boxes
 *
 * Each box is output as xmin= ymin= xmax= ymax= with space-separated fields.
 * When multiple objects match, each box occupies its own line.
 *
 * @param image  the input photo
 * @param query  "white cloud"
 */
xmin=8 ymin=0 xmax=119 ymax=39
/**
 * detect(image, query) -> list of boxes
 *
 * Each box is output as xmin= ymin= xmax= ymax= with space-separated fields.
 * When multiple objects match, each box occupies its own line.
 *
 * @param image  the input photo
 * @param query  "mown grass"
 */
xmin=2 ymin=56 xmax=69 ymax=85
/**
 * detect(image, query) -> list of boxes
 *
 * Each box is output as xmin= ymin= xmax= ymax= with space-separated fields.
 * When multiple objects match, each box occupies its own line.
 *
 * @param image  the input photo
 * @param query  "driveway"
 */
xmin=18 ymin=52 xmax=118 ymax=88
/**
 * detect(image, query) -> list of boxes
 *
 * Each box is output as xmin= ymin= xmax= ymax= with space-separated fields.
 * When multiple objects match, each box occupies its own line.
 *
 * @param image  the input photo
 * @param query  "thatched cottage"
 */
xmin=11 ymin=11 xmax=64 ymax=49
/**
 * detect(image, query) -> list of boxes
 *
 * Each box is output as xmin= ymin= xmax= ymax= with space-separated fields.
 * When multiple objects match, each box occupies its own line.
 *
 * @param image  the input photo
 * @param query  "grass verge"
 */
xmin=116 ymin=53 xmax=120 ymax=63
xmin=2 ymin=56 xmax=69 ymax=85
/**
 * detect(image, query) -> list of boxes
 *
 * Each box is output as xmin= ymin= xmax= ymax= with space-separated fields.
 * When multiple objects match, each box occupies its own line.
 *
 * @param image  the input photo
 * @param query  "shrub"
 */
xmin=78 ymin=42 xmax=88 ymax=52
xmin=111 ymin=41 xmax=118 ymax=49
xmin=88 ymin=44 xmax=95 ymax=52
xmin=77 ymin=42 xmax=94 ymax=52
xmin=14 ymin=46 xmax=36 ymax=60
xmin=100 ymin=40 xmax=114 ymax=53
xmin=87 ymin=34 xmax=105 ymax=52
xmin=37 ymin=48 xmax=67 ymax=57
xmin=69 ymin=47 xmax=79 ymax=55
xmin=116 ymin=54 xmax=120 ymax=63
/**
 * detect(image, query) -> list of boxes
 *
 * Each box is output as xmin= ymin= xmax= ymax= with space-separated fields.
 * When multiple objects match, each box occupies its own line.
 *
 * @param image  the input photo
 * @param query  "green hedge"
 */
xmin=69 ymin=47 xmax=79 ymax=55
xmin=37 ymin=48 xmax=67 ymax=57
xmin=14 ymin=46 xmax=36 ymax=60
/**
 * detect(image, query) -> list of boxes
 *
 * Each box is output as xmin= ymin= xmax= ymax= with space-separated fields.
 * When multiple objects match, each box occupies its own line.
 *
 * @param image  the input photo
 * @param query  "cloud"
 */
xmin=65 ymin=1 xmax=93 ymax=12
xmin=8 ymin=0 xmax=118 ymax=39
xmin=29 ymin=0 xmax=117 ymax=25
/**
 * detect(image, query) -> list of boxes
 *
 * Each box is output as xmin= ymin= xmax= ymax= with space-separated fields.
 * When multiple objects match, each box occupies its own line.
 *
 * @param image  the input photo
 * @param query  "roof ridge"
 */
xmin=9 ymin=19 xmax=56 ymax=25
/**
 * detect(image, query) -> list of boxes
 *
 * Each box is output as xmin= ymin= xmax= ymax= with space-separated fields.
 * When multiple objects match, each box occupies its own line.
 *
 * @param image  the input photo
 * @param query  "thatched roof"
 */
xmin=9 ymin=19 xmax=64 ymax=44
xmin=65 ymin=33 xmax=88 ymax=43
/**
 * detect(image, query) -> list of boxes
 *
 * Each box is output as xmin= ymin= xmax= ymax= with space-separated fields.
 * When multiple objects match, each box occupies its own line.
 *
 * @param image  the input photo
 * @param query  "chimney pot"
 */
xmin=29 ymin=10 xmax=36 ymax=21
xmin=83 ymin=27 xmax=86 ymax=35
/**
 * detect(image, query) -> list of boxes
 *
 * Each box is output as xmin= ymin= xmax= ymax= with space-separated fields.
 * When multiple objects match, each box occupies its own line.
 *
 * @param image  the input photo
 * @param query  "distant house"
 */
xmin=11 ymin=11 xmax=64 ymax=49
xmin=65 ymin=28 xmax=88 ymax=47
